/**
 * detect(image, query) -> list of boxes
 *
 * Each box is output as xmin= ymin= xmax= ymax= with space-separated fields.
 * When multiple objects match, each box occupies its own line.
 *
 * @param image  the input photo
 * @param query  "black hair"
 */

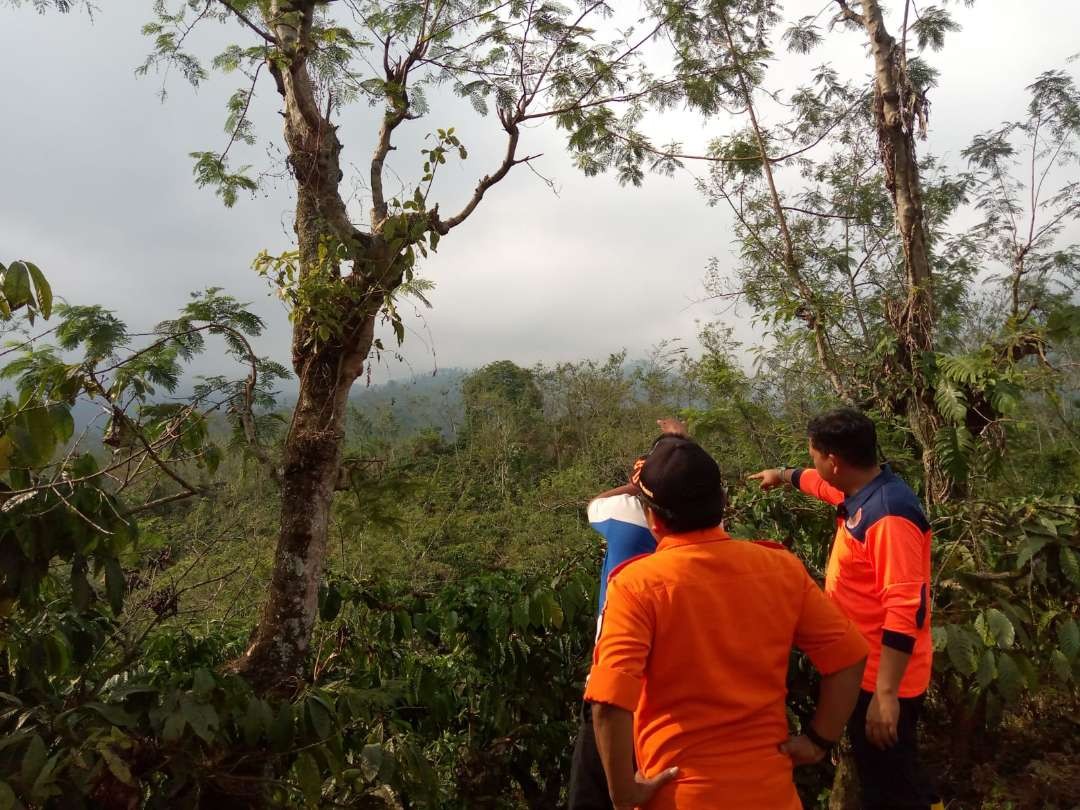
xmin=807 ymin=407 xmax=879 ymax=469
xmin=659 ymin=498 xmax=726 ymax=534
xmin=638 ymin=490 xmax=727 ymax=534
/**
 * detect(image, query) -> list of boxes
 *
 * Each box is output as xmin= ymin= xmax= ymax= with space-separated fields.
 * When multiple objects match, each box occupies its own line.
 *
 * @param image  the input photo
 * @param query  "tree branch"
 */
xmin=833 ymin=0 xmax=865 ymax=26
xmin=371 ymin=106 xmax=408 ymax=226
xmin=371 ymin=2 xmax=439 ymax=226
xmin=518 ymin=0 xmax=535 ymax=99
xmin=97 ymin=323 xmax=277 ymax=483
xmin=781 ymin=204 xmax=859 ymax=220
xmin=718 ymin=5 xmax=849 ymax=401
xmin=122 ymin=490 xmax=202 ymax=517
xmin=213 ymin=0 xmax=276 ymax=44
xmin=525 ymin=0 xmax=609 ymax=107
xmin=430 ymin=119 xmax=538 ymax=234
xmin=221 ymin=59 xmax=265 ymax=167
xmin=521 ymin=69 xmax=718 ymax=123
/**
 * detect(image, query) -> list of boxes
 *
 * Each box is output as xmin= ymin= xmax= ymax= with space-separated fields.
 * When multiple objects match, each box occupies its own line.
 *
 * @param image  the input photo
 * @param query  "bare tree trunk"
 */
xmin=238 ymin=334 xmax=372 ymax=687
xmin=234 ymin=0 xmax=382 ymax=689
xmin=851 ymin=0 xmax=953 ymax=502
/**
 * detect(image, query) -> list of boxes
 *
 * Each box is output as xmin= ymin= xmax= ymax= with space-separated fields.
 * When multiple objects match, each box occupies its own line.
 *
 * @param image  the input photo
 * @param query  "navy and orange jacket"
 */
xmin=792 ymin=464 xmax=933 ymax=697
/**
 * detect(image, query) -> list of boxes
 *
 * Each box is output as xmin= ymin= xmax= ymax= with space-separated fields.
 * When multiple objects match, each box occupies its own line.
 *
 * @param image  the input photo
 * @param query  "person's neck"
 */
xmin=840 ymin=465 xmax=882 ymax=497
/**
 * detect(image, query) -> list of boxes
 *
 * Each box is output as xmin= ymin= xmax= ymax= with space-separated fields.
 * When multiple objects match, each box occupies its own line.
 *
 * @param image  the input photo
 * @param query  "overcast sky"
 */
xmin=2 ymin=1 xmax=1077 ymax=387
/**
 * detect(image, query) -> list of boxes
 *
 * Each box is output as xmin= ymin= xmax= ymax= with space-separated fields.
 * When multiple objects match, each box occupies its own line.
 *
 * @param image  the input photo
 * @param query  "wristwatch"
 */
xmin=803 ymin=724 xmax=836 ymax=755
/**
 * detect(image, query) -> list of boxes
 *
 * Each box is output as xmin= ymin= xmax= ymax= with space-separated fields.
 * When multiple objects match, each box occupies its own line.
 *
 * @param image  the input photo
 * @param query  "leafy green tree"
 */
xmin=0 ymin=266 xmax=276 ymax=804
xmin=460 ymin=361 xmax=546 ymax=498
xmin=666 ymin=1 xmax=1079 ymax=504
xmin=463 ymin=361 xmax=543 ymax=418
xmin=135 ymin=0 xmax=770 ymax=688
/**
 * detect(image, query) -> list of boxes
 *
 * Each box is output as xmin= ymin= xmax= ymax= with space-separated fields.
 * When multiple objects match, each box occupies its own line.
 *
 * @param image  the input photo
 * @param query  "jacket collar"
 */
xmin=838 ymin=464 xmax=893 ymax=518
xmin=657 ymin=525 xmax=731 ymax=551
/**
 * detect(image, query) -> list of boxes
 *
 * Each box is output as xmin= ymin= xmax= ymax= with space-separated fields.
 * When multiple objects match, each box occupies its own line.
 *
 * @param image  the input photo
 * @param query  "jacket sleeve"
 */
xmin=865 ymin=517 xmax=931 ymax=653
xmin=791 ymin=468 xmax=846 ymax=507
xmin=584 ymin=578 xmax=653 ymax=711
xmin=793 ymin=565 xmax=869 ymax=674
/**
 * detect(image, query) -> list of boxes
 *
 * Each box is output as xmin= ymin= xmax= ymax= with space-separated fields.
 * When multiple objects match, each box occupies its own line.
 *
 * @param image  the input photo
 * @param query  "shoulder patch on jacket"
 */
xmin=848 ymin=479 xmax=930 ymax=542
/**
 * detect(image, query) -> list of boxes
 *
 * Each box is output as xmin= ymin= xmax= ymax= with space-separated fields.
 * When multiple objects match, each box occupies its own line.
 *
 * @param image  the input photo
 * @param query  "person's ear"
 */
xmin=827 ymin=453 xmax=841 ymax=476
xmin=645 ymin=506 xmax=666 ymax=536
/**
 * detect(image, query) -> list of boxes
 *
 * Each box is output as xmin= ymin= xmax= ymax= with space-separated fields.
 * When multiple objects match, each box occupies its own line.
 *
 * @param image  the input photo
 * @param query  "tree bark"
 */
xmin=234 ymin=0 xmax=381 ymax=689
xmin=237 ymin=326 xmax=372 ymax=688
xmin=856 ymin=0 xmax=952 ymax=502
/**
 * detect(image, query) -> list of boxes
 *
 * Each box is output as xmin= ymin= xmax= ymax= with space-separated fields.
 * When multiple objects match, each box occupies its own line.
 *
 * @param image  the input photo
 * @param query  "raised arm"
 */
xmin=749 ymin=466 xmax=846 ymax=507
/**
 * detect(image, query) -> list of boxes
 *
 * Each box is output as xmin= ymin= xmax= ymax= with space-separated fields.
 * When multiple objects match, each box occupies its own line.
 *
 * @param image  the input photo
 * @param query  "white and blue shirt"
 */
xmin=587 ymin=493 xmax=657 ymax=615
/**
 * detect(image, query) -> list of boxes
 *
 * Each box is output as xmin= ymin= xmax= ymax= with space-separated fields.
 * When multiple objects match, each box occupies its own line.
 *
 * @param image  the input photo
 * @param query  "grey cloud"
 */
xmin=2 ymin=1 xmax=1077 ymax=387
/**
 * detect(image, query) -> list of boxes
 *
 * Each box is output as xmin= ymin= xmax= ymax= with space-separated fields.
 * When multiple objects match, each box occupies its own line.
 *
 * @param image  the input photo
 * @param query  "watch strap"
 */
xmin=804 ymin=724 xmax=836 ymax=754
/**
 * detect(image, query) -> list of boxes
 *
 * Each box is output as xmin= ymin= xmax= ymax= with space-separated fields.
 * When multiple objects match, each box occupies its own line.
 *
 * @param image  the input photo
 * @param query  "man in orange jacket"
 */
xmin=586 ymin=434 xmax=868 ymax=809
xmin=751 ymin=407 xmax=942 ymax=810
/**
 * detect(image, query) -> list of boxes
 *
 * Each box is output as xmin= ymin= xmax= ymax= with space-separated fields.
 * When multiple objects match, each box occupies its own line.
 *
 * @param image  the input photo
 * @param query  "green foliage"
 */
xmin=699 ymin=21 xmax=1079 ymax=500
xmin=0 ymin=260 xmax=52 ymax=323
xmin=931 ymin=495 xmax=1080 ymax=720
xmin=0 ymin=276 xmax=291 ymax=806
xmin=0 ymin=397 xmax=74 ymax=474
xmin=1 ymin=542 xmax=596 ymax=807
xmin=224 ymin=87 xmax=257 ymax=147
xmin=911 ymin=6 xmax=961 ymax=52
xmin=462 ymin=360 xmax=543 ymax=417
xmin=54 ymin=303 xmax=126 ymax=358
xmin=934 ymin=423 xmax=974 ymax=481
xmin=2 ymin=287 xmax=1078 ymax=806
xmin=253 ymin=236 xmax=434 ymax=353
xmin=157 ymin=287 xmax=267 ymax=356
xmin=309 ymin=564 xmax=596 ymax=807
xmin=7 ymin=5 xmax=1080 ymax=808
xmin=7 ymin=0 xmax=88 ymax=15
xmin=782 ymin=17 xmax=823 ymax=54
xmin=253 ymin=242 xmax=355 ymax=347
xmin=137 ymin=10 xmax=209 ymax=93
xmin=189 ymin=151 xmax=257 ymax=208
xmin=934 ymin=380 xmax=968 ymax=425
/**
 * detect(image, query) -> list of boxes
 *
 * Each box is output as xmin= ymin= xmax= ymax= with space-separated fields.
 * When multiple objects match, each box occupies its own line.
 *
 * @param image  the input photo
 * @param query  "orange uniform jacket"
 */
xmin=584 ymin=527 xmax=868 ymax=809
xmin=792 ymin=465 xmax=933 ymax=697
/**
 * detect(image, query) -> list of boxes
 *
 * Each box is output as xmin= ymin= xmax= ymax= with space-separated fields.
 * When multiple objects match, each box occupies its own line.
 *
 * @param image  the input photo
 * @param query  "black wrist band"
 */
xmin=804 ymin=724 xmax=836 ymax=754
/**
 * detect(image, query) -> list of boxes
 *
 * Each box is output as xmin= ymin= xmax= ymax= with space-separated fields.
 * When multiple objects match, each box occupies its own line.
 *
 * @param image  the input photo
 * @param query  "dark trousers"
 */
xmin=568 ymin=702 xmax=614 ymax=810
xmin=849 ymin=690 xmax=939 ymax=810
